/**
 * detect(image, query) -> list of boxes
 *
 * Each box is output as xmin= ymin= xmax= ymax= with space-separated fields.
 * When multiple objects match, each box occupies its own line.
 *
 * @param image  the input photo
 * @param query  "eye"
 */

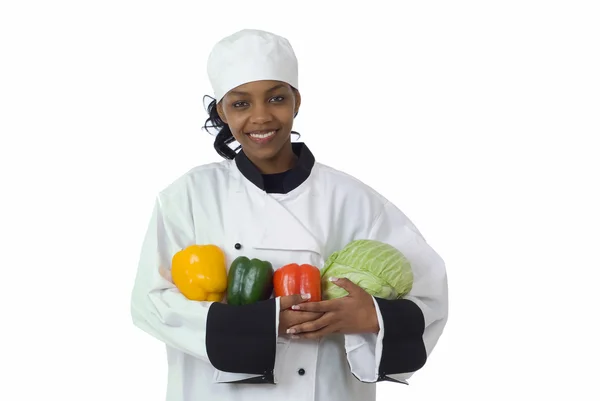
xmin=270 ymin=96 xmax=285 ymax=103
xmin=232 ymin=101 xmax=248 ymax=108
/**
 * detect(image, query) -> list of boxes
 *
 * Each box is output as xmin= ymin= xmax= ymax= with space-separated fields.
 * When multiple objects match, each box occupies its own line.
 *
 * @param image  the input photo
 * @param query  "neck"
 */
xmin=247 ymin=143 xmax=297 ymax=174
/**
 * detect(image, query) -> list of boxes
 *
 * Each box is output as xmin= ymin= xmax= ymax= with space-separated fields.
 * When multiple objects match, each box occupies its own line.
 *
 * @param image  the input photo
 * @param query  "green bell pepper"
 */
xmin=227 ymin=256 xmax=274 ymax=306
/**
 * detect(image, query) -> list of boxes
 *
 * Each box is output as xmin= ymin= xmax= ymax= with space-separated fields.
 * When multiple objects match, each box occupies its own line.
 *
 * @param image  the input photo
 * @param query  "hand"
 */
xmin=278 ymin=294 xmax=324 ymax=336
xmin=285 ymin=277 xmax=380 ymax=340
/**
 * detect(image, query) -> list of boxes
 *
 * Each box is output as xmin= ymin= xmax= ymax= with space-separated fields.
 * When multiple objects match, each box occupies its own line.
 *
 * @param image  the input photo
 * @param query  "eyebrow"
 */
xmin=228 ymin=83 xmax=287 ymax=97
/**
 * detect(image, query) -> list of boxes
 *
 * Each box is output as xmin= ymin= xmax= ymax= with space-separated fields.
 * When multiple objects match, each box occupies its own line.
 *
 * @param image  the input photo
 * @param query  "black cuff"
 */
xmin=205 ymin=299 xmax=276 ymax=383
xmin=374 ymin=298 xmax=427 ymax=381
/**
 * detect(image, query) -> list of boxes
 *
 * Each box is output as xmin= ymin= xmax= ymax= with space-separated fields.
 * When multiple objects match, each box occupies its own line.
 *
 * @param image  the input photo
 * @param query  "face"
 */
xmin=217 ymin=80 xmax=301 ymax=162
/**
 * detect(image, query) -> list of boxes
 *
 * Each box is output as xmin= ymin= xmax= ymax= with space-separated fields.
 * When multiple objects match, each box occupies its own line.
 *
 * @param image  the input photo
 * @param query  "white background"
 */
xmin=1 ymin=1 xmax=599 ymax=400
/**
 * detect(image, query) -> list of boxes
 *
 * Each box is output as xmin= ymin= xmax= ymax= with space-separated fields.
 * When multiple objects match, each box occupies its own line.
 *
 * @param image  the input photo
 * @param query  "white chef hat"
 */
xmin=207 ymin=29 xmax=299 ymax=103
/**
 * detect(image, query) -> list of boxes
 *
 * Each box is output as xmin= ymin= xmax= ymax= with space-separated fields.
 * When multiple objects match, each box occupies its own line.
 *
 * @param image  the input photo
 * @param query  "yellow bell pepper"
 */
xmin=171 ymin=244 xmax=228 ymax=302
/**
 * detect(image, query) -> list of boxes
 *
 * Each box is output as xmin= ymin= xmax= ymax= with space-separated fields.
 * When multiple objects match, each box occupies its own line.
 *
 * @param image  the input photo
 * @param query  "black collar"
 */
xmin=234 ymin=142 xmax=315 ymax=194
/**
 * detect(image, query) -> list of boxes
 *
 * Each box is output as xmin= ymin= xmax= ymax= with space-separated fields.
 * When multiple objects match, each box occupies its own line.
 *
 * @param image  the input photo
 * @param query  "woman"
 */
xmin=130 ymin=29 xmax=448 ymax=401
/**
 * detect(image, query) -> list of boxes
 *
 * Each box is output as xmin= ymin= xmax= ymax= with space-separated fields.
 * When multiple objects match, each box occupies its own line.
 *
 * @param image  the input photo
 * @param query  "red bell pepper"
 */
xmin=273 ymin=263 xmax=322 ymax=301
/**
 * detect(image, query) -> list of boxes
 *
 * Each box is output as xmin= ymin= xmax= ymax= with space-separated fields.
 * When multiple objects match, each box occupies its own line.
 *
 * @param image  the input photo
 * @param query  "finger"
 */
xmin=290 ymin=300 xmax=338 ymax=313
xmin=287 ymin=313 xmax=333 ymax=334
xmin=328 ymin=277 xmax=363 ymax=296
xmin=293 ymin=324 xmax=338 ymax=340
xmin=286 ymin=311 xmax=324 ymax=325
xmin=280 ymin=294 xmax=311 ymax=310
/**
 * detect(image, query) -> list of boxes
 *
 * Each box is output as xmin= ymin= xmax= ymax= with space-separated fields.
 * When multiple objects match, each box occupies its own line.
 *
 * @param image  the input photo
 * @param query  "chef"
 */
xmin=130 ymin=28 xmax=448 ymax=401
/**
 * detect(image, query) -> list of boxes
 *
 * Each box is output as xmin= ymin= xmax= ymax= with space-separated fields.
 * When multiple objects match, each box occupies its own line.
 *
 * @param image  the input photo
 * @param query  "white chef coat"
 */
xmin=130 ymin=143 xmax=448 ymax=401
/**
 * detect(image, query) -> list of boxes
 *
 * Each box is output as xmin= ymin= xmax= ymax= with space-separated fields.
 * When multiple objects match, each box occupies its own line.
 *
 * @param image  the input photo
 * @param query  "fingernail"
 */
xmin=287 ymin=329 xmax=296 ymax=334
xmin=301 ymin=294 xmax=310 ymax=299
xmin=329 ymin=277 xmax=338 ymax=282
xmin=291 ymin=305 xmax=300 ymax=310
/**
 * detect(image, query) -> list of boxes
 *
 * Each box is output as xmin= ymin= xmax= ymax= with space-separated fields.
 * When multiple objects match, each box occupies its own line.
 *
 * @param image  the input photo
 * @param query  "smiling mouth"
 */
xmin=246 ymin=129 xmax=278 ymax=144
xmin=247 ymin=130 xmax=277 ymax=139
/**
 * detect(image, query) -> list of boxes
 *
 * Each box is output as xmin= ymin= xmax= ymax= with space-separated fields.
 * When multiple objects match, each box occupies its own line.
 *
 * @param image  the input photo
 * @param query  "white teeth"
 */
xmin=249 ymin=131 xmax=275 ymax=139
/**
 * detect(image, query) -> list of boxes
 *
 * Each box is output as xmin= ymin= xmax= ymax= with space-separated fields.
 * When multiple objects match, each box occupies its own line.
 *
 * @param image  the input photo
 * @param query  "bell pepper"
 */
xmin=171 ymin=244 xmax=228 ymax=302
xmin=226 ymin=256 xmax=274 ymax=306
xmin=273 ymin=263 xmax=321 ymax=301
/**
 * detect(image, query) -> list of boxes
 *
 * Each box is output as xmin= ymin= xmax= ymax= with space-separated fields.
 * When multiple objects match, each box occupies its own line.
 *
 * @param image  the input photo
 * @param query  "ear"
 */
xmin=216 ymin=101 xmax=227 ymax=123
xmin=294 ymin=89 xmax=302 ymax=114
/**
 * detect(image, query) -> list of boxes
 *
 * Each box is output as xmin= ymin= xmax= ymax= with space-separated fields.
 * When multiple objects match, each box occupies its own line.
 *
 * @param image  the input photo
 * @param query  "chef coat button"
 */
xmin=234 ymin=243 xmax=241 ymax=250
xmin=298 ymin=368 xmax=305 ymax=376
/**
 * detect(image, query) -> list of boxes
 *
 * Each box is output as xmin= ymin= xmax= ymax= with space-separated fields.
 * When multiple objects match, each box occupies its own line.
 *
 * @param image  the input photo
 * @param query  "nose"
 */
xmin=249 ymin=104 xmax=273 ymax=125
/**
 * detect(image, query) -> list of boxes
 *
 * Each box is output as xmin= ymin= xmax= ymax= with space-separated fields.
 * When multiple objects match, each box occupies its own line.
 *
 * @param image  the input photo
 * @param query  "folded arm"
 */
xmin=345 ymin=200 xmax=449 ymax=383
xmin=130 ymin=196 xmax=280 ymax=383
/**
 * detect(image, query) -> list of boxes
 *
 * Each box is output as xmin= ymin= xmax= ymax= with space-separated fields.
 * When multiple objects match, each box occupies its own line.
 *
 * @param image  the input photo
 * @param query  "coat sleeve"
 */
xmin=130 ymin=196 xmax=279 ymax=384
xmin=344 ymin=200 xmax=448 ymax=383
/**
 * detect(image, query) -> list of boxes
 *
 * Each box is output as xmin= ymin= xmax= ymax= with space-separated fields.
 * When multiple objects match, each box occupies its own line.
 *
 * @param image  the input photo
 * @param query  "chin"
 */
xmin=245 ymin=144 xmax=281 ymax=161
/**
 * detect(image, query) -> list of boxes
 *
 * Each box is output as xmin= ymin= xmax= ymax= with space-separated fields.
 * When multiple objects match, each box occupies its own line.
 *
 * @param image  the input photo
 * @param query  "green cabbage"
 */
xmin=320 ymin=239 xmax=413 ymax=300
